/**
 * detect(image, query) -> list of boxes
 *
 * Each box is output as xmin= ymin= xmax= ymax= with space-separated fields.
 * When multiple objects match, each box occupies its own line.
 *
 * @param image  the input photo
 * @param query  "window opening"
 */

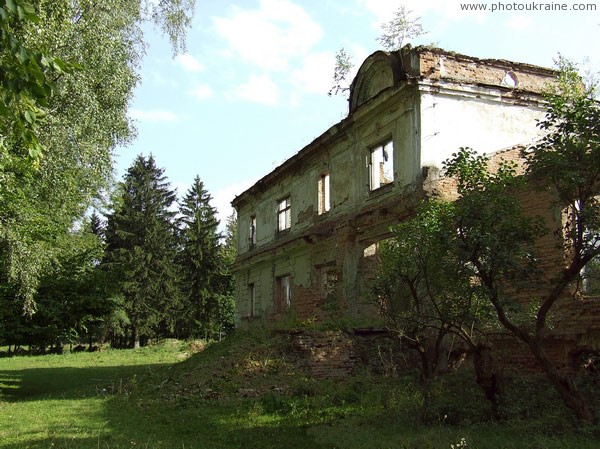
xmin=318 ymin=173 xmax=331 ymax=214
xmin=276 ymin=275 xmax=291 ymax=311
xmin=249 ymin=215 xmax=257 ymax=247
xmin=248 ymin=283 xmax=256 ymax=317
xmin=277 ymin=197 xmax=291 ymax=232
xmin=369 ymin=140 xmax=394 ymax=190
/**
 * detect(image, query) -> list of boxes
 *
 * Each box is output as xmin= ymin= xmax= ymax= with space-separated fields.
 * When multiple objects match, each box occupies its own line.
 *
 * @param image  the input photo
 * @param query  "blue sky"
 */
xmin=116 ymin=0 xmax=600 ymax=225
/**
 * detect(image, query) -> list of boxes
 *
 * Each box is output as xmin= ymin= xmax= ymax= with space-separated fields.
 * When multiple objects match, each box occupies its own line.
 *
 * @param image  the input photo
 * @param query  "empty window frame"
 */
xmin=277 ymin=197 xmax=291 ymax=232
xmin=568 ymin=199 xmax=600 ymax=295
xmin=249 ymin=215 xmax=257 ymax=247
xmin=317 ymin=264 xmax=337 ymax=299
xmin=318 ymin=173 xmax=331 ymax=215
xmin=248 ymin=283 xmax=256 ymax=317
xmin=276 ymin=275 xmax=291 ymax=311
xmin=369 ymin=140 xmax=394 ymax=190
xmin=580 ymin=258 xmax=600 ymax=296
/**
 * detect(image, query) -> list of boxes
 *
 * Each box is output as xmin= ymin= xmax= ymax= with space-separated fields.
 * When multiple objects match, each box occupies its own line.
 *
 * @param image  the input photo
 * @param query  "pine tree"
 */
xmin=178 ymin=176 xmax=222 ymax=339
xmin=221 ymin=212 xmax=238 ymax=267
xmin=216 ymin=212 xmax=238 ymax=338
xmin=104 ymin=155 xmax=179 ymax=348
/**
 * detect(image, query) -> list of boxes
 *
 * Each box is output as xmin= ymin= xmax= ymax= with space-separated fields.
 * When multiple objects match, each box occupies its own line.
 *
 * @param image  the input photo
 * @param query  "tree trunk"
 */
xmin=473 ymin=344 xmax=501 ymax=418
xmin=529 ymin=340 xmax=596 ymax=423
xmin=132 ymin=326 xmax=140 ymax=349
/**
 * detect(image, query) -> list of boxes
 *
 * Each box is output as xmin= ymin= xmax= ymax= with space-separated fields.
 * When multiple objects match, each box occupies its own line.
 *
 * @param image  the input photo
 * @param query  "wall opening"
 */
xmin=369 ymin=140 xmax=394 ymax=190
xmin=318 ymin=173 xmax=331 ymax=215
xmin=276 ymin=275 xmax=291 ymax=312
xmin=277 ymin=197 xmax=291 ymax=232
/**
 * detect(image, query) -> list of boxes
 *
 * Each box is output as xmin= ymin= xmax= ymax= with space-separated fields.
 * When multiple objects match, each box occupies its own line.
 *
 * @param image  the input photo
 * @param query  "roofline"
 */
xmin=231 ymin=45 xmax=558 ymax=209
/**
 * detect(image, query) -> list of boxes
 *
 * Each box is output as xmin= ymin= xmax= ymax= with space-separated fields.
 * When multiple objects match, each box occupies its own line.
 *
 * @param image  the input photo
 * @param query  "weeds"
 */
xmin=1 ymin=331 xmax=599 ymax=449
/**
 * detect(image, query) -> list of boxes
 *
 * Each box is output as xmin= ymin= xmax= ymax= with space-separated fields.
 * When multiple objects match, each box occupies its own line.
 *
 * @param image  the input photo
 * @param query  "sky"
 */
xmin=116 ymin=0 xmax=600 ymax=227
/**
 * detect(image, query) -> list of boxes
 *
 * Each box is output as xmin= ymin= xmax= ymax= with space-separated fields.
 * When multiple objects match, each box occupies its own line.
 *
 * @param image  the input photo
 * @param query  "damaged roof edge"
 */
xmin=413 ymin=44 xmax=558 ymax=76
xmin=231 ymin=113 xmax=353 ymax=209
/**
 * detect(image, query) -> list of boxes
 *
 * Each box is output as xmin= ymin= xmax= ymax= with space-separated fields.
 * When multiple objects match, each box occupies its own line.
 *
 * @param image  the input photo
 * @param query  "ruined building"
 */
xmin=231 ymin=46 xmax=558 ymax=326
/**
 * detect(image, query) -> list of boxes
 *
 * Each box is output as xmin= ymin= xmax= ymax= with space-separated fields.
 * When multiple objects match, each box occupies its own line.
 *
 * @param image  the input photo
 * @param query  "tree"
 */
xmin=0 ymin=217 xmax=111 ymax=353
xmin=376 ymin=5 xmax=426 ymax=52
xmin=489 ymin=62 xmax=599 ymax=422
xmin=177 ymin=176 xmax=222 ymax=339
xmin=373 ymin=198 xmax=503 ymax=417
xmin=221 ymin=212 xmax=238 ymax=267
xmin=0 ymin=0 xmax=195 ymax=314
xmin=328 ymin=48 xmax=354 ymax=97
xmin=104 ymin=155 xmax=179 ymax=348
xmin=329 ymin=5 xmax=426 ymax=97
xmin=443 ymin=119 xmax=599 ymax=422
xmin=216 ymin=212 xmax=238 ymax=338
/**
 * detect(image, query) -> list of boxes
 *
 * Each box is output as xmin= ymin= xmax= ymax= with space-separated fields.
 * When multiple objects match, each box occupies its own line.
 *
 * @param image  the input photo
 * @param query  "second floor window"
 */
xmin=249 ymin=215 xmax=257 ymax=247
xmin=318 ymin=173 xmax=330 ymax=215
xmin=277 ymin=197 xmax=291 ymax=232
xmin=369 ymin=140 xmax=394 ymax=190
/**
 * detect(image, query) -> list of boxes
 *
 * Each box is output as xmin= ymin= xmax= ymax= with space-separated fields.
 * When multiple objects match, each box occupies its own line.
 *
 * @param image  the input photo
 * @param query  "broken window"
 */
xmin=369 ymin=140 xmax=394 ymax=191
xmin=249 ymin=215 xmax=257 ymax=247
xmin=276 ymin=275 xmax=291 ymax=311
xmin=318 ymin=173 xmax=331 ymax=215
xmin=277 ymin=197 xmax=291 ymax=232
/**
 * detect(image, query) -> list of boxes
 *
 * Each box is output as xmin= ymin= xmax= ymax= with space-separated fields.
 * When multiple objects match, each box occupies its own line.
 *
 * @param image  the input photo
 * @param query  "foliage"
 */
xmin=217 ymin=212 xmax=238 ymax=336
xmin=328 ymin=47 xmax=354 ymax=97
xmin=376 ymin=5 xmax=427 ymax=51
xmin=372 ymin=161 xmax=516 ymax=413
xmin=442 ymin=142 xmax=600 ymax=422
xmin=177 ymin=176 xmax=226 ymax=340
xmin=0 ymin=0 xmax=195 ymax=315
xmin=329 ymin=6 xmax=426 ymax=98
xmin=374 ymin=201 xmax=477 ymax=377
xmin=0 ymin=0 xmax=75 ymax=169
xmin=433 ymin=74 xmax=600 ymax=422
xmin=2 ymin=222 xmax=113 ymax=352
xmin=222 ymin=211 xmax=238 ymax=266
xmin=103 ymin=155 xmax=180 ymax=348
xmin=527 ymin=57 xmax=600 ymax=272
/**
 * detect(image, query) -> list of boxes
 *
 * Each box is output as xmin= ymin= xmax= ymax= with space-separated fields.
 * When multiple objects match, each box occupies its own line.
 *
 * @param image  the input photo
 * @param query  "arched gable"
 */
xmin=349 ymin=51 xmax=405 ymax=113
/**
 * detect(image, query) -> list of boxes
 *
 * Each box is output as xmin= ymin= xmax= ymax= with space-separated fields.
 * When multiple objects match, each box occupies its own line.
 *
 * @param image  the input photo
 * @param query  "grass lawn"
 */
xmin=0 ymin=333 xmax=598 ymax=449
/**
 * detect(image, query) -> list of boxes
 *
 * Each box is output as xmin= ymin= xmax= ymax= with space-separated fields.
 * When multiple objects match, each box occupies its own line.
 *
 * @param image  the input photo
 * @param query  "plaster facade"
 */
xmin=231 ymin=46 xmax=557 ymax=326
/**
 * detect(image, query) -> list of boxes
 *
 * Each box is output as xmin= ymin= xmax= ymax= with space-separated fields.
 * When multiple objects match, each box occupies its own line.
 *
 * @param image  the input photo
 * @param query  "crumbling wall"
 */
xmin=417 ymin=49 xmax=556 ymax=93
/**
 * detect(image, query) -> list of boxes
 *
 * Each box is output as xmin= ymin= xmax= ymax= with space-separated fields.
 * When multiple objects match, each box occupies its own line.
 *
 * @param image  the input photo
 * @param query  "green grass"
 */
xmin=0 ymin=333 xmax=598 ymax=449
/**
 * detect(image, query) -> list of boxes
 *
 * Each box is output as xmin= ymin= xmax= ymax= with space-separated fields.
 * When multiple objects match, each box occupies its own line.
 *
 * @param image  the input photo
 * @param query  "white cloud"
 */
xmin=213 ymin=0 xmax=323 ymax=72
xmin=129 ymin=108 xmax=180 ymax=123
xmin=229 ymin=74 xmax=280 ymax=105
xmin=189 ymin=84 xmax=214 ymax=101
xmin=174 ymin=54 xmax=204 ymax=72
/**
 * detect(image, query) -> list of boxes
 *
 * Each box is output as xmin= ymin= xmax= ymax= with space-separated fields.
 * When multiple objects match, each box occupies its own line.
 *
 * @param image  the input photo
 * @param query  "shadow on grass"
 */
xmin=0 ymin=363 xmax=171 ymax=402
xmin=0 ymin=360 xmax=324 ymax=449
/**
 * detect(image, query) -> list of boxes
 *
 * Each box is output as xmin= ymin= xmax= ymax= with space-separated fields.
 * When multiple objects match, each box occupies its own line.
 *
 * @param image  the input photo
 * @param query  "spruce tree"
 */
xmin=178 ymin=176 xmax=222 ymax=339
xmin=104 ymin=155 xmax=179 ymax=348
xmin=216 ymin=212 xmax=238 ymax=338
